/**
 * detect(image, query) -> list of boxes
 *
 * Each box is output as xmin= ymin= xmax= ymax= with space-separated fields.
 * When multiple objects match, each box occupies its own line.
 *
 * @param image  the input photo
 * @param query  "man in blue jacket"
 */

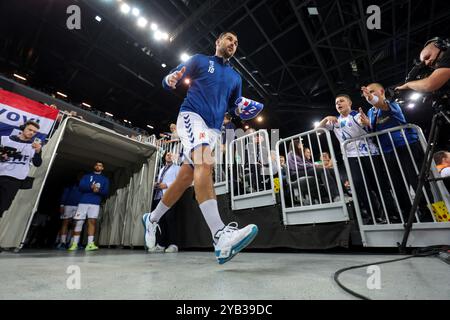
xmin=56 ymin=173 xmax=83 ymax=249
xmin=69 ymin=162 xmax=109 ymax=251
xmin=143 ymin=31 xmax=259 ymax=264
xmin=359 ymin=83 xmax=433 ymax=222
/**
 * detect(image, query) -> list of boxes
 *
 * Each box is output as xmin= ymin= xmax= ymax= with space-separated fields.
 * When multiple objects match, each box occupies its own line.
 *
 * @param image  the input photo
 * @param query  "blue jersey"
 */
xmin=78 ymin=172 xmax=109 ymax=205
xmin=162 ymin=54 xmax=242 ymax=131
xmin=367 ymin=100 xmax=418 ymax=153
xmin=60 ymin=185 xmax=82 ymax=207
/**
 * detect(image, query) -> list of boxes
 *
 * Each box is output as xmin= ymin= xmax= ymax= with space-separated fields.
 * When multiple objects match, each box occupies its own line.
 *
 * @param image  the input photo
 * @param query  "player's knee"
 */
xmin=74 ymin=220 xmax=84 ymax=232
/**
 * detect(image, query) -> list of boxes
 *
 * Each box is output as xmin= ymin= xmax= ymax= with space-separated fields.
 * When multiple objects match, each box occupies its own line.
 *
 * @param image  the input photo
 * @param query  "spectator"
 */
xmin=318 ymin=94 xmax=395 ymax=224
xmin=56 ymin=173 xmax=83 ymax=249
xmin=160 ymin=123 xmax=179 ymax=142
xmin=434 ymin=150 xmax=450 ymax=178
xmin=315 ymin=152 xmax=334 ymax=169
xmin=360 ymin=83 xmax=433 ymax=221
xmin=0 ymin=121 xmax=43 ymax=217
xmin=68 ymin=161 xmax=109 ymax=251
xmin=279 ymin=155 xmax=288 ymax=180
xmin=287 ymin=140 xmax=340 ymax=202
xmin=151 ymin=152 xmax=181 ymax=253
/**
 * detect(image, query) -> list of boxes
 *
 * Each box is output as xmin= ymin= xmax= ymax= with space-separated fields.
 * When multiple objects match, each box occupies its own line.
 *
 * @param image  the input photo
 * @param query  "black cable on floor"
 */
xmin=333 ymin=247 xmax=444 ymax=300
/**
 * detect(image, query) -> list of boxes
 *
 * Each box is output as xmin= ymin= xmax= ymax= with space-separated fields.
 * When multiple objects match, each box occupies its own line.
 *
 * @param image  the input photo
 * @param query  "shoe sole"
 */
xmin=216 ymin=225 xmax=258 ymax=265
xmin=142 ymin=213 xmax=149 ymax=250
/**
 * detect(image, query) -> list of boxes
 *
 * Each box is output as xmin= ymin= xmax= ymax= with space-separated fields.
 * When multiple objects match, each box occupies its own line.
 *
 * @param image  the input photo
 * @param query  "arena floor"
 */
xmin=0 ymin=249 xmax=449 ymax=300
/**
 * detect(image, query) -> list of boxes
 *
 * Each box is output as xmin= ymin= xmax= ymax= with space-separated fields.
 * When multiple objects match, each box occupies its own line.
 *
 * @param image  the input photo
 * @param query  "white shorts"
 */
xmin=177 ymin=112 xmax=220 ymax=165
xmin=74 ymin=204 xmax=100 ymax=220
xmin=60 ymin=206 xmax=78 ymax=220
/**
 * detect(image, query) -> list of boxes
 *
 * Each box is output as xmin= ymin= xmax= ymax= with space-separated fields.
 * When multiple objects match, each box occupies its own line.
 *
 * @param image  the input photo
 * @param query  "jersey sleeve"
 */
xmin=162 ymin=54 xmax=200 ymax=90
xmin=227 ymin=75 xmax=242 ymax=115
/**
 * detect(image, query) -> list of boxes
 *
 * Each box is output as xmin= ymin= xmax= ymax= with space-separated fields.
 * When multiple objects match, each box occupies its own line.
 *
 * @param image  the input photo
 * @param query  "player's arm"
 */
xmin=162 ymin=55 xmax=198 ymax=90
xmin=228 ymin=77 xmax=242 ymax=116
xmin=78 ymin=175 xmax=91 ymax=192
xmin=100 ymin=178 xmax=110 ymax=197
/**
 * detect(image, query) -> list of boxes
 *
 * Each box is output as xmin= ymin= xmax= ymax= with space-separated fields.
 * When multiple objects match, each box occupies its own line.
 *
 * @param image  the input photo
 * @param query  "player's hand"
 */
xmin=358 ymin=108 xmax=371 ymax=127
xmin=167 ymin=66 xmax=186 ymax=89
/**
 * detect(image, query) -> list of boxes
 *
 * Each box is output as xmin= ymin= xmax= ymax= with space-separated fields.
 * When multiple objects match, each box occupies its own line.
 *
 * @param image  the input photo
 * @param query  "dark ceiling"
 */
xmin=1 ymin=0 xmax=449 ymax=137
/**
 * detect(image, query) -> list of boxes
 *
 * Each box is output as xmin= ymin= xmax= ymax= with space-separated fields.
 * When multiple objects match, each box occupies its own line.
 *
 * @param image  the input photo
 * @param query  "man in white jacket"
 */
xmin=150 ymin=152 xmax=180 ymax=253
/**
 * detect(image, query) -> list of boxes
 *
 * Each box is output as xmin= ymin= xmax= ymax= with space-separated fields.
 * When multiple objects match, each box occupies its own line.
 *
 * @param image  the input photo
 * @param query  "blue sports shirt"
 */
xmin=162 ymin=54 xmax=242 ymax=131
xmin=367 ymin=100 xmax=418 ymax=152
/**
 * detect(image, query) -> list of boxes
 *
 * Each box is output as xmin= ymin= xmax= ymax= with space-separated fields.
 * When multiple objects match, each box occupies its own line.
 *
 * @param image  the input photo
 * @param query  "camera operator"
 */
xmin=396 ymin=37 xmax=450 ymax=150
xmin=396 ymin=37 xmax=450 ymax=93
xmin=0 ymin=120 xmax=43 ymax=217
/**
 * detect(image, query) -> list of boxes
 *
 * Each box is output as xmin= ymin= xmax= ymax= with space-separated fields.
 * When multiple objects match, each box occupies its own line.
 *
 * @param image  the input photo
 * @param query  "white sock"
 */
xmin=150 ymin=201 xmax=171 ymax=223
xmin=60 ymin=235 xmax=67 ymax=244
xmin=88 ymin=236 xmax=94 ymax=244
xmin=73 ymin=235 xmax=80 ymax=245
xmin=198 ymin=199 xmax=225 ymax=239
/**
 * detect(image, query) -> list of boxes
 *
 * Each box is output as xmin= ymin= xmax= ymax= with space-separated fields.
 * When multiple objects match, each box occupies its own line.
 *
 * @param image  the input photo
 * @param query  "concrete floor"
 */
xmin=0 ymin=249 xmax=449 ymax=300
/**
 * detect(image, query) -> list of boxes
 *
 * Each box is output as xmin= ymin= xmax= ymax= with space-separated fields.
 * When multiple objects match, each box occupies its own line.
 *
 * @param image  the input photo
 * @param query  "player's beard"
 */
xmin=220 ymin=45 xmax=234 ymax=60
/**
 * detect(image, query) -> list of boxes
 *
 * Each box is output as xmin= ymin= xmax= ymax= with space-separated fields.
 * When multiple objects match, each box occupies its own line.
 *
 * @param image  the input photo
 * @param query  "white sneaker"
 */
xmin=214 ymin=222 xmax=258 ymax=265
xmin=165 ymin=244 xmax=178 ymax=253
xmin=148 ymin=244 xmax=165 ymax=254
xmin=142 ymin=213 xmax=160 ymax=250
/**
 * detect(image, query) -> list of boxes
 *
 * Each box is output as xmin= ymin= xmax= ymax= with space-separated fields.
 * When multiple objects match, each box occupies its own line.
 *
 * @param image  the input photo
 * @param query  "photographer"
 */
xmin=396 ymin=37 xmax=450 ymax=93
xmin=396 ymin=37 xmax=450 ymax=150
xmin=0 ymin=120 xmax=43 ymax=217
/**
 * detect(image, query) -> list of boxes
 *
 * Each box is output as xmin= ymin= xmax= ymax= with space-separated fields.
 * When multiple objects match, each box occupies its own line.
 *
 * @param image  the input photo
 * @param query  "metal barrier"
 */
xmin=229 ymin=130 xmax=277 ymax=210
xmin=46 ymin=111 xmax=70 ymax=140
xmin=342 ymin=124 xmax=450 ymax=247
xmin=213 ymin=134 xmax=229 ymax=195
xmin=148 ymin=135 xmax=157 ymax=145
xmin=276 ymin=128 xmax=349 ymax=225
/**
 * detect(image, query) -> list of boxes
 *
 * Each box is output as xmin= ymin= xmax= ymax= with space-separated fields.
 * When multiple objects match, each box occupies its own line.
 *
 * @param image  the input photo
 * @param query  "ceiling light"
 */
xmin=154 ymin=30 xmax=163 ymax=41
xmin=150 ymin=23 xmax=158 ymax=31
xmin=13 ymin=73 xmax=27 ymax=81
xmin=161 ymin=63 xmax=167 ymax=68
xmin=95 ymin=16 xmax=102 ymax=22
xmin=180 ymin=53 xmax=190 ymax=62
xmin=131 ymin=8 xmax=140 ymax=16
xmin=314 ymin=121 xmax=320 ymax=128
xmin=307 ymin=7 xmax=319 ymax=15
xmin=120 ymin=3 xmax=130 ymax=14
xmin=147 ymin=125 xmax=154 ymax=129
xmin=56 ymin=91 xmax=67 ymax=98
xmin=137 ymin=17 xmax=147 ymax=28
xmin=161 ymin=32 xmax=169 ymax=41
xmin=407 ymin=104 xmax=415 ymax=109
xmin=410 ymin=93 xmax=422 ymax=101
xmin=82 ymin=102 xmax=91 ymax=108
xmin=105 ymin=112 xmax=114 ymax=117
